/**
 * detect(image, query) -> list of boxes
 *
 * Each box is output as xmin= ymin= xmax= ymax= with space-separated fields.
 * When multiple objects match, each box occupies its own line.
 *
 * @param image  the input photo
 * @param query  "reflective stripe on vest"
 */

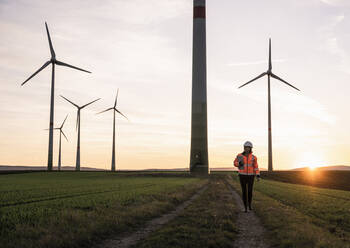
xmin=237 ymin=153 xmax=258 ymax=175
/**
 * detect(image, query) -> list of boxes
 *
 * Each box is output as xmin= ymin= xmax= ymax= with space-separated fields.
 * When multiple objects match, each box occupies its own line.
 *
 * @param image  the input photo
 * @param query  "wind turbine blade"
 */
xmin=271 ymin=73 xmax=300 ymax=91
xmin=76 ymin=111 xmax=80 ymax=131
xmin=114 ymin=89 xmax=119 ymax=108
xmin=55 ymin=60 xmax=91 ymax=73
xmin=81 ymin=98 xmax=101 ymax=109
xmin=238 ymin=72 xmax=267 ymax=89
xmin=269 ymin=38 xmax=272 ymax=71
xmin=45 ymin=22 xmax=55 ymax=58
xmin=21 ymin=61 xmax=51 ymax=86
xmin=60 ymin=95 xmax=79 ymax=108
xmin=61 ymin=114 xmax=68 ymax=128
xmin=61 ymin=130 xmax=68 ymax=142
xmin=96 ymin=107 xmax=113 ymax=115
xmin=116 ymin=109 xmax=129 ymax=121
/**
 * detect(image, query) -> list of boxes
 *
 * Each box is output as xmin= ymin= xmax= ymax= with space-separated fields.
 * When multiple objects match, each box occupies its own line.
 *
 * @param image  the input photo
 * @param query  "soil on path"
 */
xmin=97 ymin=185 xmax=208 ymax=248
xmin=226 ymin=180 xmax=270 ymax=248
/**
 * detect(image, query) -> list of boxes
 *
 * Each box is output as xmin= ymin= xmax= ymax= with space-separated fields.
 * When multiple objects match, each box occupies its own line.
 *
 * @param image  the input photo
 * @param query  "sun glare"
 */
xmin=295 ymin=152 xmax=327 ymax=170
xmin=308 ymin=165 xmax=317 ymax=170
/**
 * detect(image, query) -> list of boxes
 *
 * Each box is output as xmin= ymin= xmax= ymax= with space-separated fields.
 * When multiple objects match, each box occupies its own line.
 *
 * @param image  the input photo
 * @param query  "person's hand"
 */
xmin=256 ymin=175 xmax=260 ymax=181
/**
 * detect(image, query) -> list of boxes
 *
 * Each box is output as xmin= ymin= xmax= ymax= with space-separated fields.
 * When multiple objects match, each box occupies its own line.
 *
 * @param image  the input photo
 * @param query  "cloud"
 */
xmin=316 ymin=14 xmax=350 ymax=73
xmin=233 ymin=87 xmax=337 ymax=125
xmin=325 ymin=37 xmax=345 ymax=57
xmin=318 ymin=14 xmax=345 ymax=33
xmin=319 ymin=0 xmax=350 ymax=6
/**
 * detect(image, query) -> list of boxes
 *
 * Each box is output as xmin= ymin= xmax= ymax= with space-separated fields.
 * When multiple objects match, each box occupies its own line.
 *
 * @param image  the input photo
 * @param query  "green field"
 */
xmin=1 ymin=172 xmax=350 ymax=248
xmin=134 ymin=175 xmax=238 ymax=248
xmin=229 ymin=174 xmax=350 ymax=248
xmin=0 ymin=172 xmax=205 ymax=248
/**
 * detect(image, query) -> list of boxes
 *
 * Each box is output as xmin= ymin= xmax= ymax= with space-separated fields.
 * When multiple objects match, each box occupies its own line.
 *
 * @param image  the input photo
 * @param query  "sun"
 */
xmin=308 ymin=165 xmax=317 ymax=170
xmin=295 ymin=152 xmax=327 ymax=170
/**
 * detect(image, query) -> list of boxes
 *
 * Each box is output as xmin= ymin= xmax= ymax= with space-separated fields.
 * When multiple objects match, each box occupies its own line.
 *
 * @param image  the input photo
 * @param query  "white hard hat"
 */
xmin=244 ymin=141 xmax=253 ymax=148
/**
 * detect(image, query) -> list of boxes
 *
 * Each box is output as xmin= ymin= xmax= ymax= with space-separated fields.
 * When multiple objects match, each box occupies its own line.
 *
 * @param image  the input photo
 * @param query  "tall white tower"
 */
xmin=190 ymin=0 xmax=208 ymax=174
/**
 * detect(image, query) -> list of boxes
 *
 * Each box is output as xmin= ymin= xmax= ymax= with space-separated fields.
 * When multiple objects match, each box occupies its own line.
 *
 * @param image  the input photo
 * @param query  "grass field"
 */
xmin=260 ymin=170 xmax=350 ymax=191
xmin=0 ymin=172 xmax=206 ymax=248
xmin=2 ymin=171 xmax=350 ymax=248
xmin=229 ymin=174 xmax=350 ymax=248
xmin=133 ymin=175 xmax=238 ymax=248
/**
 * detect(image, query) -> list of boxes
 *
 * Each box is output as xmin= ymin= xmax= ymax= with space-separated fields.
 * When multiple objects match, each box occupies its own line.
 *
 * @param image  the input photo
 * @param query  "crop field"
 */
xmin=228 ymin=174 xmax=350 ymax=248
xmin=2 ymin=171 xmax=350 ymax=248
xmin=135 ymin=175 xmax=238 ymax=248
xmin=260 ymin=170 xmax=350 ymax=191
xmin=0 ymin=172 xmax=206 ymax=248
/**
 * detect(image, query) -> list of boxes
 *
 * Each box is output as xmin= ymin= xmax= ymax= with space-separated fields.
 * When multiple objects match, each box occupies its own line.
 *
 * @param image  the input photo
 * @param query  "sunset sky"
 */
xmin=1 ymin=0 xmax=350 ymax=170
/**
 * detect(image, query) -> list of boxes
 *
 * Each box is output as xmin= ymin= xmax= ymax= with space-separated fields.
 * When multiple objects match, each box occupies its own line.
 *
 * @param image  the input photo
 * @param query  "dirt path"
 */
xmin=97 ymin=185 xmax=208 ymax=248
xmin=225 ymin=181 xmax=270 ymax=248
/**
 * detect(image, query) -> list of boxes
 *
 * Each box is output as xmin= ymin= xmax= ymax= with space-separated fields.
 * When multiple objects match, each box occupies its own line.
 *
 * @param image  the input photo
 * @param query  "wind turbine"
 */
xmin=97 ymin=89 xmax=128 ymax=172
xmin=54 ymin=115 xmax=68 ymax=171
xmin=60 ymin=96 xmax=100 ymax=171
xmin=20 ymin=22 xmax=91 ymax=171
xmin=237 ymin=38 xmax=301 ymax=172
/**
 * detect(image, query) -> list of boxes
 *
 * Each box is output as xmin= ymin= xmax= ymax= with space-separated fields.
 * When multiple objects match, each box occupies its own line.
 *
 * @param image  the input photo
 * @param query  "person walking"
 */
xmin=234 ymin=141 xmax=260 ymax=212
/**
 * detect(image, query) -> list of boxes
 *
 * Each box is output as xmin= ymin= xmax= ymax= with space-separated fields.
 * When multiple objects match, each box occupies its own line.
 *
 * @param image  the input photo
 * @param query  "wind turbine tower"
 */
xmin=190 ymin=0 xmax=209 ymax=174
xmin=238 ymin=39 xmax=301 ymax=172
xmin=61 ymin=96 xmax=100 ymax=171
xmin=54 ymin=115 xmax=68 ymax=171
xmin=20 ymin=22 xmax=91 ymax=171
xmin=97 ymin=89 xmax=128 ymax=172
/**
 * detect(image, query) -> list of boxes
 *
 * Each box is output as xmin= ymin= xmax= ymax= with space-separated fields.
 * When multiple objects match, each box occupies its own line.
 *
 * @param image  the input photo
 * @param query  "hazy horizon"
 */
xmin=2 ymin=164 xmax=350 ymax=172
xmin=1 ymin=0 xmax=350 ymax=170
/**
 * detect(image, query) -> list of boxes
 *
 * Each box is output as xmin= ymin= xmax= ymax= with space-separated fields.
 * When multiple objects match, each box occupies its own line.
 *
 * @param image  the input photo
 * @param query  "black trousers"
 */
xmin=239 ymin=174 xmax=255 ymax=209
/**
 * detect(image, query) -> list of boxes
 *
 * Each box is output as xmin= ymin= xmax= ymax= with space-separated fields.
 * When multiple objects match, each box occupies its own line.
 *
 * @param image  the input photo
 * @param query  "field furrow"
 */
xmin=0 ymin=172 xmax=206 ymax=248
xmin=0 ymin=183 xmax=156 ymax=207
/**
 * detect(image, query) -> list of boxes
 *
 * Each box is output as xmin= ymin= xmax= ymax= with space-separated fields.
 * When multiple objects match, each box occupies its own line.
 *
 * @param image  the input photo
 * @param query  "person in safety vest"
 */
xmin=234 ymin=141 xmax=260 ymax=212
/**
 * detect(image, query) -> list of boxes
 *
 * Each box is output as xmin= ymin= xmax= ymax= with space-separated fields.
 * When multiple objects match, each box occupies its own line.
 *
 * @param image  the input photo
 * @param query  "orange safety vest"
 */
xmin=234 ymin=152 xmax=260 ymax=175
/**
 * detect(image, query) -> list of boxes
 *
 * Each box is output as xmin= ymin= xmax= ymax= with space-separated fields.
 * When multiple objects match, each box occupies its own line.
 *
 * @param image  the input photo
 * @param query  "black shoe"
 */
xmin=249 ymin=206 xmax=252 ymax=211
xmin=244 ymin=208 xmax=248 ymax=213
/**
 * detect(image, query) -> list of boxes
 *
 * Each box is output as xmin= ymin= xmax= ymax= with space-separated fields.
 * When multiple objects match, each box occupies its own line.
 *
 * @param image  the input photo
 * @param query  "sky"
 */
xmin=1 ymin=0 xmax=350 ymax=170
